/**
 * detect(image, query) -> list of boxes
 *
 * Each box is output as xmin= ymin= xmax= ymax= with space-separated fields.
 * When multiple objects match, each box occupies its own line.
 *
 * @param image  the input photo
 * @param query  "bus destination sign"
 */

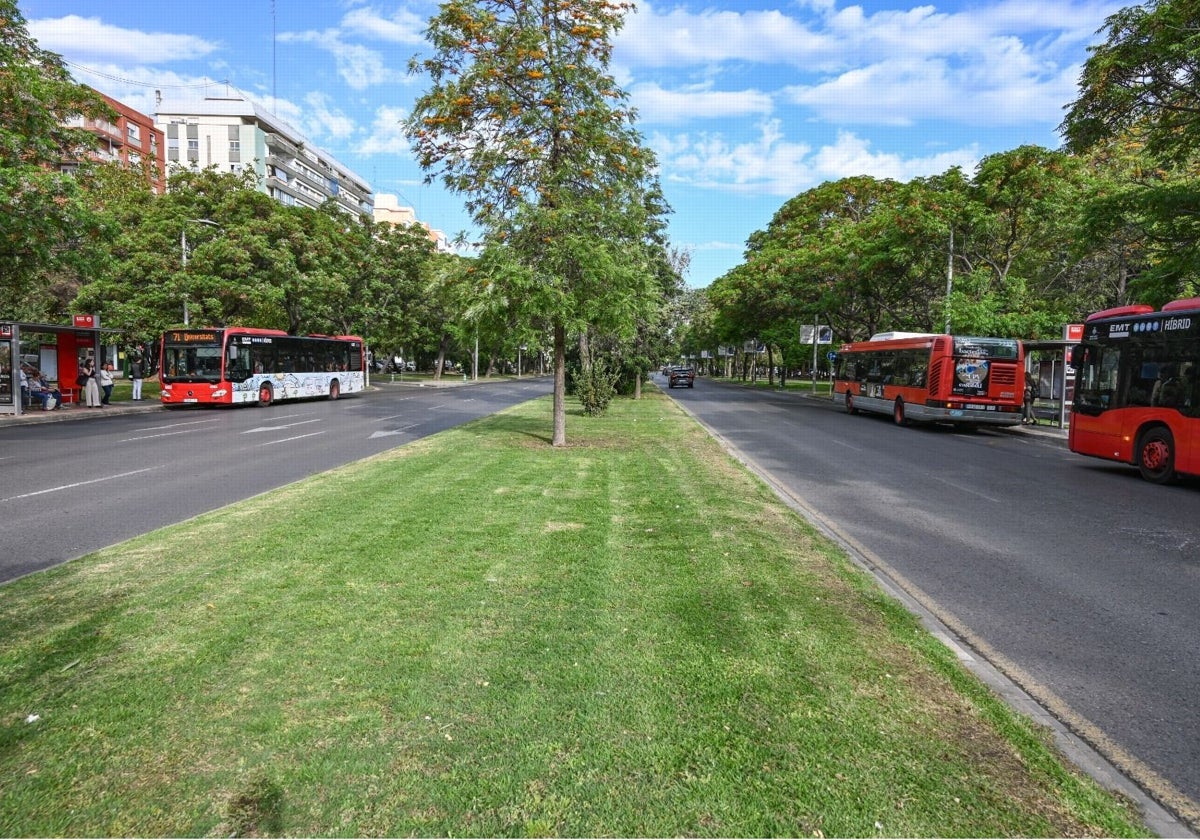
xmin=166 ymin=330 xmax=221 ymax=344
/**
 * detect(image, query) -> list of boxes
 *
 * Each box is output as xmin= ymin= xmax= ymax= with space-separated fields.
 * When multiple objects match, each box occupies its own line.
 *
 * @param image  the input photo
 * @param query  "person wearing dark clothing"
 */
xmin=130 ymin=355 xmax=145 ymax=400
xmin=1022 ymin=371 xmax=1038 ymax=425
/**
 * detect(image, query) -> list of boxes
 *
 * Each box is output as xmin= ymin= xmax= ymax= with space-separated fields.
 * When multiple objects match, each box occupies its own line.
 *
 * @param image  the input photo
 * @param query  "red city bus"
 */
xmin=832 ymin=332 xmax=1024 ymax=426
xmin=160 ymin=327 xmax=366 ymax=407
xmin=1069 ymin=297 xmax=1200 ymax=483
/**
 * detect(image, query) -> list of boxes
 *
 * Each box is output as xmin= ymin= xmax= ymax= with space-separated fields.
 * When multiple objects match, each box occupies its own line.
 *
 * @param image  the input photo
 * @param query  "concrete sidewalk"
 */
xmin=0 ymin=399 xmax=164 ymax=428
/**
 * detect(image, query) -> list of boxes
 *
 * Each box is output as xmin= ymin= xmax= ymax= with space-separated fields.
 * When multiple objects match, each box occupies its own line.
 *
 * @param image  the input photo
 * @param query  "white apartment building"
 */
xmin=155 ymin=95 xmax=373 ymax=219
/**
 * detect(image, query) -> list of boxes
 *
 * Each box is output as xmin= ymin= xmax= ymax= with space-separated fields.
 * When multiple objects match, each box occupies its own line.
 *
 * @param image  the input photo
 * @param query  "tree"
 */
xmin=1062 ymin=0 xmax=1200 ymax=163
xmin=0 ymin=0 xmax=111 ymax=318
xmin=948 ymin=146 xmax=1086 ymax=337
xmin=1062 ymin=0 xmax=1200 ymax=302
xmin=406 ymin=0 xmax=667 ymax=445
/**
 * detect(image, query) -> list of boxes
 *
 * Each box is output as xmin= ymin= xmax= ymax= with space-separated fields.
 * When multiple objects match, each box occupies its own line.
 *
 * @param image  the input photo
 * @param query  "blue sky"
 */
xmin=24 ymin=0 xmax=1122 ymax=288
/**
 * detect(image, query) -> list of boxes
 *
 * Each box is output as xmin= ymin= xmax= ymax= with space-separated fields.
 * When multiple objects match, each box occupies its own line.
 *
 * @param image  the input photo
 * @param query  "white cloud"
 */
xmin=631 ymin=82 xmax=773 ymax=125
xmin=651 ymin=121 xmax=979 ymax=196
xmin=619 ymin=4 xmax=831 ymax=68
xmin=784 ymin=50 xmax=1080 ymax=127
xmin=357 ymin=105 xmax=412 ymax=156
xmin=340 ymin=7 xmax=429 ymax=45
xmin=278 ymin=30 xmax=406 ymax=90
xmin=619 ymin=0 xmax=1114 ymax=130
xmin=28 ymin=15 xmax=219 ymax=64
xmin=303 ymin=92 xmax=357 ymax=140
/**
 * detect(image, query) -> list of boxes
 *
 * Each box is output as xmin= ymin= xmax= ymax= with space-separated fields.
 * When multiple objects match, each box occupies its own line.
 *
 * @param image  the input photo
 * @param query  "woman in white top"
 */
xmin=99 ymin=363 xmax=114 ymax=405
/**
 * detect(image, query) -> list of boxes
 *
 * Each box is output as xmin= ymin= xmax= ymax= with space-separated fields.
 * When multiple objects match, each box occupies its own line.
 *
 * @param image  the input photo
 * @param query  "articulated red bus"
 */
xmin=1070 ymin=297 xmax=1200 ymax=483
xmin=832 ymin=332 xmax=1024 ymax=427
xmin=159 ymin=327 xmax=365 ymax=407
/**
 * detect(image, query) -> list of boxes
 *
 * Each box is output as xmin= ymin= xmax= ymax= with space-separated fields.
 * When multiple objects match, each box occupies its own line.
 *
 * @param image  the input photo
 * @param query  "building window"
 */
xmin=127 ymin=123 xmax=141 ymax=144
xmin=187 ymin=138 xmax=199 ymax=162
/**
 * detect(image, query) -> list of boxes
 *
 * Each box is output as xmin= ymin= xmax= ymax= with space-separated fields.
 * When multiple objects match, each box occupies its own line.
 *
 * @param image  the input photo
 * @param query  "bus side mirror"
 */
xmin=1069 ymin=345 xmax=1083 ymax=367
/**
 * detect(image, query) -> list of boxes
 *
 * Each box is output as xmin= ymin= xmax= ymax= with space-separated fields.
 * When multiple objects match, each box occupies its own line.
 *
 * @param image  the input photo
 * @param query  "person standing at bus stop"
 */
xmin=99 ymin=363 xmax=114 ymax=405
xmin=83 ymin=358 xmax=101 ymax=407
xmin=129 ymin=353 xmax=144 ymax=400
xmin=1023 ymin=370 xmax=1038 ymax=425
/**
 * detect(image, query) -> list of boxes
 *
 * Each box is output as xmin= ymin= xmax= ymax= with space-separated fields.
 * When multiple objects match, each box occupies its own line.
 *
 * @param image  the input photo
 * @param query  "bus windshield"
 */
xmin=952 ymin=337 xmax=1020 ymax=360
xmin=162 ymin=342 xmax=223 ymax=383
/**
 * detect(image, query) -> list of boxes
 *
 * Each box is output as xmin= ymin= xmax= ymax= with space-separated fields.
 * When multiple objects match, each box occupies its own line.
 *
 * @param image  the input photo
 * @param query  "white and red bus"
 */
xmin=832 ymin=332 xmax=1024 ymax=427
xmin=1070 ymin=297 xmax=1200 ymax=483
xmin=160 ymin=327 xmax=365 ymax=407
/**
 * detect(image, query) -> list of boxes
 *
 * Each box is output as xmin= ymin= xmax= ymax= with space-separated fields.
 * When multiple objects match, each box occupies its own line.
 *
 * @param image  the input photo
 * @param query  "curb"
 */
xmin=0 ymin=401 xmax=163 ymax=428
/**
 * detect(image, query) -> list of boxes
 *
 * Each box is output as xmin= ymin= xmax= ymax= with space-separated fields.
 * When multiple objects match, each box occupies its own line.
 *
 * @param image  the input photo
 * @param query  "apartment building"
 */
xmin=62 ymin=88 xmax=166 ymax=192
xmin=155 ymin=94 xmax=373 ymax=219
xmin=373 ymin=193 xmax=452 ymax=253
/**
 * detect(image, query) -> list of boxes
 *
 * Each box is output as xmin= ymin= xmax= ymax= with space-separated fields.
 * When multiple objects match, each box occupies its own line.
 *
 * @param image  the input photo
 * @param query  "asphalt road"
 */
xmin=0 ymin=377 xmax=552 ymax=584
xmin=660 ymin=373 xmax=1200 ymax=832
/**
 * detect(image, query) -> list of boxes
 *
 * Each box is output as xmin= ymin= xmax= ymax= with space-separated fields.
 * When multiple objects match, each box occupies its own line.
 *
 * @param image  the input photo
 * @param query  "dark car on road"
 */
xmin=667 ymin=367 xmax=695 ymax=388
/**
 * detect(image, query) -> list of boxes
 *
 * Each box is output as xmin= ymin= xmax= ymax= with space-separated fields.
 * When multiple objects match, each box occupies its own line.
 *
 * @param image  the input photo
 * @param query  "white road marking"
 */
xmin=1 ymin=467 xmax=158 ymax=503
xmin=257 ymin=431 xmax=325 ymax=446
xmin=244 ymin=418 xmax=323 ymax=434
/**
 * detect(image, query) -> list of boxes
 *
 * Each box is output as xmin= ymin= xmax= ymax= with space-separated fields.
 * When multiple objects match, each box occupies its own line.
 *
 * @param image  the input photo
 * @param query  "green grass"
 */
xmin=0 ymin=393 xmax=1146 ymax=837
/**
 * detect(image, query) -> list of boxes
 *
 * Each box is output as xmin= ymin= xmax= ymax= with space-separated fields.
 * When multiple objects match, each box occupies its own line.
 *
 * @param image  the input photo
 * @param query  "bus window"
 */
xmin=226 ymin=344 xmax=252 ymax=382
xmin=1074 ymin=345 xmax=1120 ymax=413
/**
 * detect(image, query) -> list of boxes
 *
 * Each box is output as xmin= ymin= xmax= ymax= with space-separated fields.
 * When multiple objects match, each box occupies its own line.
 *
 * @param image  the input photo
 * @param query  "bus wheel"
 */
xmin=845 ymin=392 xmax=858 ymax=415
xmin=257 ymin=383 xmax=274 ymax=408
xmin=893 ymin=398 xmax=907 ymax=426
xmin=329 ymin=379 xmax=340 ymax=401
xmin=1138 ymin=427 xmax=1176 ymax=484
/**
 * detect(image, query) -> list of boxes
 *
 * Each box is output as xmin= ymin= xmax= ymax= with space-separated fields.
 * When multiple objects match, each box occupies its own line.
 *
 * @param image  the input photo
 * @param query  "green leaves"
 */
xmin=405 ymin=0 xmax=673 ymax=442
xmin=0 ymin=0 xmax=113 ymax=319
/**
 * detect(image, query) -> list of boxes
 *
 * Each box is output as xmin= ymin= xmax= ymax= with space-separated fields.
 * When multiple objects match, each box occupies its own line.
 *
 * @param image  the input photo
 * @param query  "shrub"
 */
xmin=571 ymin=358 xmax=619 ymax=416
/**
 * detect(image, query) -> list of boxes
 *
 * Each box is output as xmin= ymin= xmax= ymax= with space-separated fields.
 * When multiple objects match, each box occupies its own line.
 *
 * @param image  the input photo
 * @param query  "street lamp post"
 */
xmin=180 ymin=218 xmax=222 ymax=326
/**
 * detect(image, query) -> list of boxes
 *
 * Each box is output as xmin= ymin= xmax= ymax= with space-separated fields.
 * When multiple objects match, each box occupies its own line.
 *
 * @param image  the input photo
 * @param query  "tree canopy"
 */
xmin=0 ymin=0 xmax=111 ymax=320
xmin=406 ymin=0 xmax=672 ymax=445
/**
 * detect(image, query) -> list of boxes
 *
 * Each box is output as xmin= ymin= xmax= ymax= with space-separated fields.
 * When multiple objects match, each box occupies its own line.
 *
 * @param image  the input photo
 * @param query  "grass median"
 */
xmin=0 ymin=391 xmax=1146 ymax=837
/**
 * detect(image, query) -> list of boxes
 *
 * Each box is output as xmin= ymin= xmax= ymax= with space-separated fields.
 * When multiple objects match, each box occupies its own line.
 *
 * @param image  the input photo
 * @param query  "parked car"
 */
xmin=667 ymin=367 xmax=695 ymax=388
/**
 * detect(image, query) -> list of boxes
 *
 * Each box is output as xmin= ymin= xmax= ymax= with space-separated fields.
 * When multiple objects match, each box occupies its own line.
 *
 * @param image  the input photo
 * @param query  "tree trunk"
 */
xmin=634 ymin=371 xmax=642 ymax=399
xmin=433 ymin=332 xmax=450 ymax=381
xmin=553 ymin=321 xmax=567 ymax=446
xmin=578 ymin=327 xmax=592 ymax=372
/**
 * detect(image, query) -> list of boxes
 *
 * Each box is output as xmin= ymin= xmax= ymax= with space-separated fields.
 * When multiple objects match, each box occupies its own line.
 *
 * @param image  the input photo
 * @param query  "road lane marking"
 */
xmin=930 ymin=475 xmax=1002 ymax=504
xmin=370 ymin=423 xmax=419 ymax=439
xmin=244 ymin=418 xmax=323 ymax=434
xmin=133 ymin=418 xmax=223 ymax=432
xmin=256 ymin=431 xmax=325 ymax=446
xmin=121 ymin=429 xmax=212 ymax=442
xmin=1 ymin=467 xmax=158 ymax=503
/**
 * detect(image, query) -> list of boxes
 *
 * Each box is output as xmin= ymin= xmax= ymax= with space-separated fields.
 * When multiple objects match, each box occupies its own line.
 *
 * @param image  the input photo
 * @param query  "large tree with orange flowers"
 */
xmin=406 ymin=0 xmax=670 ymax=446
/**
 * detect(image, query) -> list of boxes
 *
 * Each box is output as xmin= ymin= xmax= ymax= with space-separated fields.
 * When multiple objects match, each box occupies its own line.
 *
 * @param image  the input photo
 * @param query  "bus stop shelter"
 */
xmin=1 ymin=317 xmax=120 ymax=416
xmin=1024 ymin=339 xmax=1076 ymax=428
